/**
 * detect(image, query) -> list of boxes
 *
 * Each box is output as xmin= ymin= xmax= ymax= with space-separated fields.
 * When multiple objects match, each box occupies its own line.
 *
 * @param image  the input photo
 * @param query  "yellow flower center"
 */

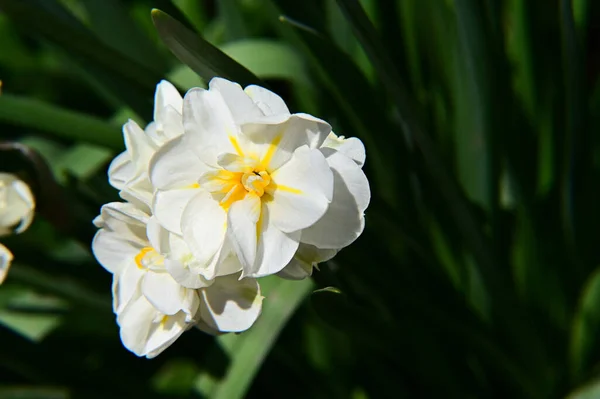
xmin=210 ymin=167 xmax=272 ymax=211
xmin=241 ymin=170 xmax=271 ymax=197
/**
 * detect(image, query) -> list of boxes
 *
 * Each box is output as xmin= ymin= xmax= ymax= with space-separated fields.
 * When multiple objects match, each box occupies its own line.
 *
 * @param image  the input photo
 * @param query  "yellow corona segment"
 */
xmin=134 ymin=247 xmax=163 ymax=270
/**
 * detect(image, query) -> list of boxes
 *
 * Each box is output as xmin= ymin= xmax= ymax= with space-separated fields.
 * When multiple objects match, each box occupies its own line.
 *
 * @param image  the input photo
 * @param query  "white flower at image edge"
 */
xmin=150 ymin=78 xmax=371 ymax=279
xmin=0 ymin=173 xmax=36 ymax=284
xmin=108 ymin=80 xmax=184 ymax=209
xmin=92 ymin=202 xmax=263 ymax=358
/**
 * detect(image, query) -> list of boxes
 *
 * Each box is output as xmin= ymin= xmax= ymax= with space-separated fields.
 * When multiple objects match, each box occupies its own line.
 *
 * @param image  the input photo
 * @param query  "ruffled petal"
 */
xmin=240 ymin=114 xmax=331 ymax=172
xmin=149 ymin=135 xmax=206 ymax=190
xmin=0 ymin=242 xmax=13 ymax=285
xmin=267 ymin=146 xmax=333 ymax=233
xmin=300 ymin=149 xmax=370 ymax=249
xmin=141 ymin=271 xmax=190 ymax=315
xmin=244 ymin=85 xmax=290 ymax=116
xmin=244 ymin=203 xmax=300 ymax=278
xmin=227 ymin=194 xmax=260 ymax=270
xmin=199 ymin=274 xmax=263 ymax=332
xmin=181 ymin=192 xmax=227 ymax=268
xmin=183 ymin=88 xmax=241 ymax=167
xmin=152 ymin=186 xmax=200 ymax=235
xmin=322 ymin=132 xmax=366 ymax=167
xmin=209 ymin=78 xmax=263 ymax=124
xmin=276 ymin=243 xmax=337 ymax=280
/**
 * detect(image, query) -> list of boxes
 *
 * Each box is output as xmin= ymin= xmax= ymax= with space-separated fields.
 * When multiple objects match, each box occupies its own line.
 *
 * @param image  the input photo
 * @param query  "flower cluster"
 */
xmin=92 ymin=78 xmax=370 ymax=358
xmin=0 ymin=173 xmax=35 ymax=284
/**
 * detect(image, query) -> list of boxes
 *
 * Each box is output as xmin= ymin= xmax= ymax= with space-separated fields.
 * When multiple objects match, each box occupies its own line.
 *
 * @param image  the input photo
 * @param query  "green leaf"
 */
xmin=220 ymin=39 xmax=308 ymax=84
xmin=570 ymin=268 xmax=600 ymax=382
xmin=151 ymin=9 xmax=261 ymax=87
xmin=0 ymin=94 xmax=122 ymax=149
xmin=0 ymin=387 xmax=69 ymax=399
xmin=54 ymin=143 xmax=113 ymax=182
xmin=568 ymin=378 xmax=600 ymax=399
xmin=453 ymin=0 xmax=496 ymax=211
xmin=80 ymin=0 xmax=167 ymax=71
xmin=0 ymin=0 xmax=161 ymax=90
xmin=196 ymin=276 xmax=313 ymax=399
xmin=0 ymin=290 xmax=66 ymax=342
xmin=332 ymin=0 xmax=498 ymax=297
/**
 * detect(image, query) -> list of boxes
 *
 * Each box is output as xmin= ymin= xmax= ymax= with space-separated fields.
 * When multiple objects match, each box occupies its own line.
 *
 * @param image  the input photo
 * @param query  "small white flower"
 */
xmin=0 ymin=242 xmax=14 ymax=285
xmin=150 ymin=78 xmax=370 ymax=279
xmin=0 ymin=173 xmax=35 ymax=236
xmin=0 ymin=173 xmax=35 ymax=284
xmin=92 ymin=201 xmax=263 ymax=358
xmin=108 ymin=81 xmax=184 ymax=210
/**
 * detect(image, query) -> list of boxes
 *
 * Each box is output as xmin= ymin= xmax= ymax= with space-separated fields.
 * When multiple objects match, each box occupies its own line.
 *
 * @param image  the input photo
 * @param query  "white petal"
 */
xmin=114 ymin=262 xmax=145 ymax=314
xmin=240 ymin=114 xmax=331 ymax=171
xmin=183 ymin=88 xmax=240 ymax=167
xmin=267 ymin=146 xmax=333 ymax=233
xmin=244 ymin=85 xmax=290 ymax=116
xmin=0 ymin=174 xmax=35 ymax=234
xmin=107 ymin=151 xmax=132 ymax=191
xmin=245 ymin=203 xmax=300 ymax=277
xmin=209 ymin=78 xmax=263 ymax=124
xmin=156 ymin=105 xmax=184 ymax=142
xmin=0 ymin=242 xmax=13 ymax=285
xmin=199 ymin=274 xmax=263 ymax=332
xmin=322 ymin=132 xmax=366 ymax=167
xmin=301 ymin=149 xmax=370 ymax=249
xmin=149 ymin=135 xmax=206 ymax=190
xmin=181 ymin=192 xmax=227 ymax=267
xmin=92 ymin=229 xmax=141 ymax=274
xmin=94 ymin=202 xmax=149 ymax=241
xmin=165 ymin=257 xmax=212 ymax=289
xmin=145 ymin=216 xmax=169 ymax=254
xmin=123 ymin=120 xmax=156 ymax=176
xmin=117 ymin=294 xmax=154 ymax=356
xmin=154 ymin=80 xmax=183 ymax=120
xmin=276 ymin=243 xmax=337 ymax=280
xmin=152 ymin=187 xmax=200 ymax=235
xmin=144 ymin=311 xmax=189 ymax=358
xmin=141 ymin=271 xmax=189 ymax=315
xmin=227 ymin=194 xmax=260 ymax=270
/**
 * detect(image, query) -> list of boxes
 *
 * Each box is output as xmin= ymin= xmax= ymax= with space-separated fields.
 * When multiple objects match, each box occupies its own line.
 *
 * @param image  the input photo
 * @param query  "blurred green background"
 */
xmin=1 ymin=0 xmax=600 ymax=397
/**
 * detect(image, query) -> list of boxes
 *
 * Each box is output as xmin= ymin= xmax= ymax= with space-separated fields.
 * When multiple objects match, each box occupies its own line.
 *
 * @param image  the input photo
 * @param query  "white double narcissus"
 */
xmin=150 ymin=78 xmax=360 ymax=278
xmin=108 ymin=81 xmax=184 ymax=209
xmin=92 ymin=202 xmax=263 ymax=358
xmin=0 ymin=173 xmax=35 ymax=284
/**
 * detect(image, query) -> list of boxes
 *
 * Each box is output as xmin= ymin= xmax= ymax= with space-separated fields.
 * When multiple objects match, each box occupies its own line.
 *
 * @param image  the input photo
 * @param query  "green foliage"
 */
xmin=0 ymin=0 xmax=600 ymax=398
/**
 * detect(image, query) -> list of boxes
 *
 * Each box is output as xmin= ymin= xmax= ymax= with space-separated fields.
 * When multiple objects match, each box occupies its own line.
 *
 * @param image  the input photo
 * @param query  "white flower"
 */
xmin=150 ymin=78 xmax=370 ymax=279
xmin=0 ymin=173 xmax=35 ymax=236
xmin=0 ymin=173 xmax=35 ymax=284
xmin=108 ymin=81 xmax=184 ymax=209
xmin=92 ymin=201 xmax=263 ymax=358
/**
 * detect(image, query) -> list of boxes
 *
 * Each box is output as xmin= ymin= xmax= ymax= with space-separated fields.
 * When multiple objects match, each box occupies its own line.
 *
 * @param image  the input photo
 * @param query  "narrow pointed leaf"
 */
xmin=0 ymin=94 xmax=122 ymax=149
xmin=152 ymin=9 xmax=261 ymax=87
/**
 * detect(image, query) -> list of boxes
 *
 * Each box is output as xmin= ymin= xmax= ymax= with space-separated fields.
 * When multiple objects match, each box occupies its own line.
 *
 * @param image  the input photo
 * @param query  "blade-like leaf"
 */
xmin=152 ymin=9 xmax=261 ymax=87
xmin=0 ymin=94 xmax=122 ymax=149
xmin=0 ymin=0 xmax=161 ymax=90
